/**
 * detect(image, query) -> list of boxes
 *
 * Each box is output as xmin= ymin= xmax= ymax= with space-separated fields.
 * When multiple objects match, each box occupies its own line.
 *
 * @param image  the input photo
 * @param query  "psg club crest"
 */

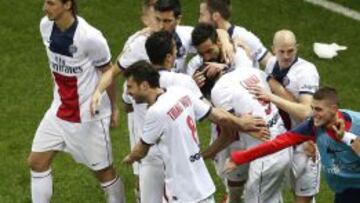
xmin=69 ymin=44 xmax=78 ymax=54
xmin=282 ymin=76 xmax=290 ymax=86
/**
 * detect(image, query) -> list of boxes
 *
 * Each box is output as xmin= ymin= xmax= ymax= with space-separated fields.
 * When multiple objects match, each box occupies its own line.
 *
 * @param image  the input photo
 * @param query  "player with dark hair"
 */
xmin=189 ymin=22 xmax=289 ymax=203
xmin=188 ymin=23 xmax=252 ymax=94
xmin=121 ymin=61 xmax=268 ymax=203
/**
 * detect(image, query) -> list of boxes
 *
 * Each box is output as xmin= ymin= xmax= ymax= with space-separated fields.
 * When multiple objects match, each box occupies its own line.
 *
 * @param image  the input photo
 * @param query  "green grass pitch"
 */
xmin=0 ymin=0 xmax=359 ymax=202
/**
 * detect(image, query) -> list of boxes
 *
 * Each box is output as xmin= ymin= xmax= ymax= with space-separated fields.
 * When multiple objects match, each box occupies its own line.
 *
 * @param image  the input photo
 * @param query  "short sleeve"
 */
xmin=122 ymin=82 xmax=132 ymax=104
xmin=117 ymin=35 xmax=149 ymax=69
xmin=185 ymin=89 xmax=211 ymax=121
xmin=211 ymin=85 xmax=233 ymax=112
xmin=297 ymin=65 xmax=319 ymax=95
xmin=179 ymin=74 xmax=203 ymax=99
xmin=141 ymin=108 xmax=165 ymax=145
xmin=186 ymin=55 xmax=203 ymax=76
xmin=85 ymin=31 xmax=111 ymax=68
xmin=264 ymin=57 xmax=277 ymax=76
xmin=193 ymin=98 xmax=211 ymax=121
xmin=233 ymin=27 xmax=268 ymax=62
xmin=233 ymin=47 xmax=253 ymax=69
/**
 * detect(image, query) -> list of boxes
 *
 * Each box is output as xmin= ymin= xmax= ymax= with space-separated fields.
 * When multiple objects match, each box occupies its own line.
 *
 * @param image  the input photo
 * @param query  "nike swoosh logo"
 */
xmin=91 ymin=162 xmax=102 ymax=166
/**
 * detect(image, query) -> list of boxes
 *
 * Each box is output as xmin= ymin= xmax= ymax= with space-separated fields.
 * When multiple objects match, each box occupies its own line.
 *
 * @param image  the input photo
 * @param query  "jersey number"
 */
xmin=186 ymin=116 xmax=198 ymax=144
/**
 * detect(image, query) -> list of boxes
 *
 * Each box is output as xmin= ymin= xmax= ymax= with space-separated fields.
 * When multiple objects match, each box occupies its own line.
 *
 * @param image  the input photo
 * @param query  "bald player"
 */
xmin=248 ymin=30 xmax=320 ymax=203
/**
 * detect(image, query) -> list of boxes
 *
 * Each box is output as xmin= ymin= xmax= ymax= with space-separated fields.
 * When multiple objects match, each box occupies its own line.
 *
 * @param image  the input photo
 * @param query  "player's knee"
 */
xmin=27 ymin=153 xmax=50 ymax=172
xmin=227 ymin=179 xmax=246 ymax=187
xmin=94 ymin=165 xmax=117 ymax=182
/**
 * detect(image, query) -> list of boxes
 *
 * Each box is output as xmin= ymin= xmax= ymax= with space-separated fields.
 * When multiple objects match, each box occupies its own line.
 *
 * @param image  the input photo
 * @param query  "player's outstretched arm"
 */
xmin=248 ymin=83 xmax=312 ymax=122
xmin=230 ymin=132 xmax=310 ymax=166
xmin=224 ymin=132 xmax=311 ymax=174
xmin=207 ymin=108 xmax=268 ymax=132
xmin=202 ymin=125 xmax=238 ymax=159
xmin=216 ymin=29 xmax=234 ymax=64
xmin=259 ymin=52 xmax=273 ymax=68
xmin=122 ymin=140 xmax=151 ymax=165
xmin=267 ymin=77 xmax=297 ymax=102
xmin=91 ymin=64 xmax=121 ymax=117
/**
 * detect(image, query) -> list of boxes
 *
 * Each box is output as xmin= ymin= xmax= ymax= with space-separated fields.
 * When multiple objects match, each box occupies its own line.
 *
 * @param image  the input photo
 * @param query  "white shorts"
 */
xmin=139 ymin=162 xmax=165 ymax=203
xmin=244 ymin=148 xmax=290 ymax=203
xmin=31 ymin=111 xmax=113 ymax=171
xmin=198 ymin=195 xmax=215 ymax=203
xmin=290 ymin=144 xmax=321 ymax=196
xmin=213 ymin=140 xmax=249 ymax=182
xmin=211 ymin=125 xmax=248 ymax=182
xmin=169 ymin=195 xmax=215 ymax=203
xmin=139 ymin=145 xmax=166 ymax=202
xmin=127 ymin=112 xmax=139 ymax=175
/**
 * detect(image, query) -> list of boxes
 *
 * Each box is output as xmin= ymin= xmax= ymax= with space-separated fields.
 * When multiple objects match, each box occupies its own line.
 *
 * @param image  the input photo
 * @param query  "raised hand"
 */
xmin=239 ymin=113 xmax=267 ymax=132
xmin=332 ymin=117 xmax=346 ymax=140
xmin=247 ymin=85 xmax=272 ymax=102
xmin=248 ymin=127 xmax=271 ymax=142
xmin=192 ymin=67 xmax=208 ymax=87
xmin=122 ymin=154 xmax=134 ymax=165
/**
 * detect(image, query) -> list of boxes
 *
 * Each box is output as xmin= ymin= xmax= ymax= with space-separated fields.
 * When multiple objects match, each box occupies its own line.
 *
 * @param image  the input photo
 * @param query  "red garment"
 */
xmin=230 ymin=111 xmax=352 ymax=165
xmin=230 ymin=132 xmax=312 ymax=165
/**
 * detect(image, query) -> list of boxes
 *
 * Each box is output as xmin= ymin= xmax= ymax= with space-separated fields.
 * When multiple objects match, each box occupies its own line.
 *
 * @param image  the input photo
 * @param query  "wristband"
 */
xmin=341 ymin=132 xmax=357 ymax=146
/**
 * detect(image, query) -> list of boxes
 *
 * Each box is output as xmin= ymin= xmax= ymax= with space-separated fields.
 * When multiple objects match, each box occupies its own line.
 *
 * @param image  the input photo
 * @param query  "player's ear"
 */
xmin=271 ymin=45 xmax=276 ymax=54
xmin=64 ymin=1 xmax=71 ymax=10
xmin=212 ymin=12 xmax=221 ymax=22
xmin=176 ymin=14 xmax=182 ymax=25
xmin=330 ymin=104 xmax=338 ymax=113
xmin=165 ymin=53 xmax=172 ymax=62
xmin=141 ymin=81 xmax=150 ymax=90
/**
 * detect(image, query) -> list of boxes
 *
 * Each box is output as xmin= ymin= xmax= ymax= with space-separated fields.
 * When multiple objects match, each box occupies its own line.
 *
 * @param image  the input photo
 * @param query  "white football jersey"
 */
xmin=186 ymin=46 xmax=253 ymax=76
xmin=117 ymin=25 xmax=195 ymax=72
xmin=40 ymin=16 xmax=111 ymax=123
xmin=141 ymin=86 xmax=215 ymax=202
xmin=228 ymin=25 xmax=268 ymax=68
xmin=211 ymin=67 xmax=286 ymax=147
xmin=172 ymin=25 xmax=197 ymax=73
xmin=122 ymin=70 xmax=203 ymax=164
xmin=265 ymin=56 xmax=319 ymax=126
xmin=117 ymin=31 xmax=150 ymax=69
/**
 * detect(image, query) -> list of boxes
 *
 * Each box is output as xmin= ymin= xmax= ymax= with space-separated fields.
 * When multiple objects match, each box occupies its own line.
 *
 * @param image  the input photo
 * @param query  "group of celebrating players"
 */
xmin=28 ymin=0 xmax=360 ymax=203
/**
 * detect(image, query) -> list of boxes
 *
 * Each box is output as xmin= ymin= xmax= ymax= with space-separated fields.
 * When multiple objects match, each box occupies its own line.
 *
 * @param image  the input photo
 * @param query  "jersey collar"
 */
xmin=271 ymin=56 xmax=298 ymax=83
xmin=173 ymin=31 xmax=185 ymax=58
xmin=227 ymin=24 xmax=235 ymax=38
xmin=157 ymin=67 xmax=169 ymax=72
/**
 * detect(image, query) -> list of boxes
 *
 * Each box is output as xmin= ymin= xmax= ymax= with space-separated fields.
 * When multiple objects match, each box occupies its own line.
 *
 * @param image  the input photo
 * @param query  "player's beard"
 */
xmin=46 ymin=10 xmax=66 ymax=21
xmin=134 ymin=95 xmax=147 ymax=104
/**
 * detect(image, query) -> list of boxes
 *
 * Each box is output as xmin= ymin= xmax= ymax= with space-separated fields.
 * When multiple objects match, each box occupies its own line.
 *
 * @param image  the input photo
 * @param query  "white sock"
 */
xmin=31 ymin=169 xmax=53 ymax=203
xmin=101 ymin=176 xmax=126 ymax=203
xmin=228 ymin=185 xmax=244 ymax=203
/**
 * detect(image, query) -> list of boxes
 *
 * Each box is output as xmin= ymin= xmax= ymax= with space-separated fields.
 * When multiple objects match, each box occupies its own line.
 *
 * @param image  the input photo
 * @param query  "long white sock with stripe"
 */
xmin=101 ymin=176 xmax=126 ymax=203
xmin=31 ymin=169 xmax=53 ymax=203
